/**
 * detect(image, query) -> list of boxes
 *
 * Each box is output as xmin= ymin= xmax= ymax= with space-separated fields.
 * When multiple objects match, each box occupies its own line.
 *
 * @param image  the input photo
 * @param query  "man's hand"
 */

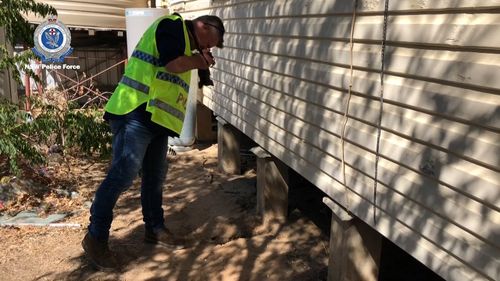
xmin=200 ymin=49 xmax=215 ymax=67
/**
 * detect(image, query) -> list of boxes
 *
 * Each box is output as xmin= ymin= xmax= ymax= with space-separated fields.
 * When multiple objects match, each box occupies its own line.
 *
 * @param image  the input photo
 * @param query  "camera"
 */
xmin=198 ymin=49 xmax=214 ymax=88
xmin=198 ymin=68 xmax=214 ymax=88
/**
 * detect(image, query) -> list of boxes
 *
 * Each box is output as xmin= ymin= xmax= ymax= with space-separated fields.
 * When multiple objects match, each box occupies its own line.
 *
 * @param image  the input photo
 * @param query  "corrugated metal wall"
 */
xmin=61 ymin=48 xmax=125 ymax=90
xmin=172 ymin=1 xmax=500 ymax=280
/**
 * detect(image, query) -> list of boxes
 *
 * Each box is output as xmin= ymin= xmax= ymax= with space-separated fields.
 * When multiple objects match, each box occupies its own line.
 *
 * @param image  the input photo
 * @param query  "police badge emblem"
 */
xmin=32 ymin=16 xmax=73 ymax=63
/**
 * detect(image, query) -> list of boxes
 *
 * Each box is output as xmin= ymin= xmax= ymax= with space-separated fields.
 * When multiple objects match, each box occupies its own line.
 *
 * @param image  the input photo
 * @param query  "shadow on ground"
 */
xmin=35 ymin=145 xmax=329 ymax=281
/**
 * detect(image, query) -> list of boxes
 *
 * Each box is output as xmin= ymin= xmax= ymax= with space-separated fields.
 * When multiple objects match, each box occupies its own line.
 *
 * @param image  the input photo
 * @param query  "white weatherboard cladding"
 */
xmin=175 ymin=0 xmax=500 ymax=280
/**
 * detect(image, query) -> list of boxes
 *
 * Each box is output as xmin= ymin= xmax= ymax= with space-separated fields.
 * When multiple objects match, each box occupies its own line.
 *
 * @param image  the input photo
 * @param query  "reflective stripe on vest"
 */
xmin=120 ymin=76 xmax=150 ymax=94
xmin=156 ymin=71 xmax=189 ymax=92
xmin=121 ymin=72 xmax=189 ymax=96
xmin=131 ymin=50 xmax=163 ymax=67
xmin=149 ymin=99 xmax=185 ymax=121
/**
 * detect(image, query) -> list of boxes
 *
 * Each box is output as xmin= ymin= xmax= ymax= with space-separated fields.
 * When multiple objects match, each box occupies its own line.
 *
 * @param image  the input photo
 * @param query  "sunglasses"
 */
xmin=204 ymin=22 xmax=224 ymax=35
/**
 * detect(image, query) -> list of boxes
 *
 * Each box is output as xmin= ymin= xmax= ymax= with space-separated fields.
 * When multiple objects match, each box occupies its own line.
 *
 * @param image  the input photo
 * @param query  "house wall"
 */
xmin=171 ymin=1 xmax=500 ymax=280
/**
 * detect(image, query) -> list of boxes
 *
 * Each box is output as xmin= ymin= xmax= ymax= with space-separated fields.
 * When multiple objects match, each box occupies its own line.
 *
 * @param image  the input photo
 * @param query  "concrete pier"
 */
xmin=323 ymin=197 xmax=382 ymax=281
xmin=251 ymin=146 xmax=289 ymax=224
xmin=216 ymin=117 xmax=241 ymax=174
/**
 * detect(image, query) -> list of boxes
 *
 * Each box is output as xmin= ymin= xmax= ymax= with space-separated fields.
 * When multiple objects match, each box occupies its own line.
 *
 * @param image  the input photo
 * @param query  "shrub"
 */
xmin=0 ymin=95 xmax=111 ymax=175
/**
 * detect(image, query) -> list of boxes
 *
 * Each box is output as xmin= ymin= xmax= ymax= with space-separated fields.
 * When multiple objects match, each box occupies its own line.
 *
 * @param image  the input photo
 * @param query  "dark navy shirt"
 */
xmin=105 ymin=17 xmax=193 ymax=136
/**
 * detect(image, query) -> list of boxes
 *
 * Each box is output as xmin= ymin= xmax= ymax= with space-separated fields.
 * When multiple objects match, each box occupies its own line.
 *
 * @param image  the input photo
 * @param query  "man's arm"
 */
xmin=166 ymin=54 xmax=207 ymax=73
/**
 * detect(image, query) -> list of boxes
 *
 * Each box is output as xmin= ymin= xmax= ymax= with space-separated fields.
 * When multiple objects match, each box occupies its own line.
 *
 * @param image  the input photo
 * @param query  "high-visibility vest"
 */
xmin=105 ymin=14 xmax=192 ymax=134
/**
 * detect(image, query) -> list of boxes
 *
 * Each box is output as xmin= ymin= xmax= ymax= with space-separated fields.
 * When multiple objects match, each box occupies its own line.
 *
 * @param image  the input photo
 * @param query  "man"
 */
xmin=81 ymin=13 xmax=225 ymax=271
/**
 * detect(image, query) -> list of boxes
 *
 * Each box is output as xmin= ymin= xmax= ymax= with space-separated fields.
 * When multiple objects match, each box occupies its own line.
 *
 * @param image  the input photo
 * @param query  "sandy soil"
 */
xmin=0 ymin=143 xmax=329 ymax=281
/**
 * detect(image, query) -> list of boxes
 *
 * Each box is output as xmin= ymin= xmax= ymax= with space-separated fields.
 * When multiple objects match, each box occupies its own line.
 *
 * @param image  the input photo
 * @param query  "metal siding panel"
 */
xmin=210 ymin=0 xmax=500 ymax=18
xmin=221 ymin=34 xmax=500 ymax=93
xmin=214 ymin=47 xmax=500 ymax=127
xmin=211 ymin=69 xmax=500 ymax=210
xmin=211 ymin=71 xmax=500 ymax=239
xmin=221 ymin=14 xmax=500 ymax=48
xmin=181 ymin=0 xmax=500 ymax=280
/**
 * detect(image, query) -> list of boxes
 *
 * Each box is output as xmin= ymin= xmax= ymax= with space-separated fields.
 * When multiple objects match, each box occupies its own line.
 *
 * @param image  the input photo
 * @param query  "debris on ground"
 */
xmin=0 ymin=211 xmax=72 ymax=227
xmin=0 ymin=144 xmax=330 ymax=280
xmin=0 ymin=152 xmax=107 ymax=225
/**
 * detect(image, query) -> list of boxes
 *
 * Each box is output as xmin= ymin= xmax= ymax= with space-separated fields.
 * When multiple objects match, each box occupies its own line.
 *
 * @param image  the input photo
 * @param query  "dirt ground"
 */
xmin=0 ymin=143 xmax=329 ymax=281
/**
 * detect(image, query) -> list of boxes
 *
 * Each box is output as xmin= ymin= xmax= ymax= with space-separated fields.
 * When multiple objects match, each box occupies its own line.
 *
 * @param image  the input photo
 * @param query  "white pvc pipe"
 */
xmin=168 ymin=69 xmax=198 ymax=151
xmin=125 ymin=8 xmax=169 ymax=58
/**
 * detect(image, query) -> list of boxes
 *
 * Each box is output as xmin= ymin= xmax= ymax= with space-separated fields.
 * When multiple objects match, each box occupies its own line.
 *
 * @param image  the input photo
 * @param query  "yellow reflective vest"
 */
xmin=105 ymin=14 xmax=192 ymax=134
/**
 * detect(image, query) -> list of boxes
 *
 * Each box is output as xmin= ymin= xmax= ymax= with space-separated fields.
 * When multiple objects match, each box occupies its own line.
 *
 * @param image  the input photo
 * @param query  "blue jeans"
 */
xmin=88 ymin=118 xmax=169 ymax=241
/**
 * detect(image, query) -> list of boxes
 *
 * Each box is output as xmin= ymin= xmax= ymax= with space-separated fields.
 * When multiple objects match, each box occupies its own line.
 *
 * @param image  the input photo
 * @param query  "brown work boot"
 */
xmin=81 ymin=232 xmax=119 ymax=271
xmin=144 ymin=227 xmax=186 ymax=250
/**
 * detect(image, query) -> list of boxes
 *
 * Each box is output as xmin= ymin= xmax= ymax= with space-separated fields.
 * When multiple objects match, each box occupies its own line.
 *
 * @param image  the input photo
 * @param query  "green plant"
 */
xmin=0 ymin=98 xmax=47 ymax=174
xmin=0 ymin=2 xmax=112 ymax=176
xmin=64 ymin=107 xmax=112 ymax=157
xmin=29 ymin=92 xmax=112 ymax=157
xmin=0 ymin=0 xmax=57 ymax=82
xmin=0 ymin=94 xmax=111 ymax=175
